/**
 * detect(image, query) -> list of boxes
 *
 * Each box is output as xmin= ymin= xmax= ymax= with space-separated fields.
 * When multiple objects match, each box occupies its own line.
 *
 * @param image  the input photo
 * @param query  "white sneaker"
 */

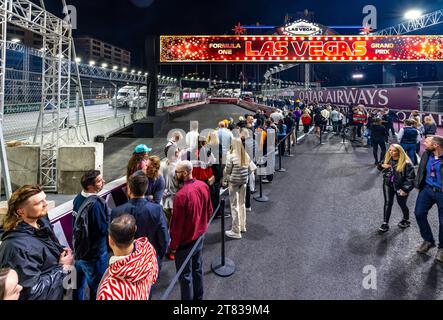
xmin=246 ymin=207 xmax=252 ymax=212
xmin=225 ymin=230 xmax=242 ymax=239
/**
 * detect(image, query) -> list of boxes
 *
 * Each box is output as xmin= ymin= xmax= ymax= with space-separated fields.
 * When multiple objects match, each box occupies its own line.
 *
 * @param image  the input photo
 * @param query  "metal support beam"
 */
xmin=0 ymin=0 xmax=12 ymax=198
xmin=372 ymin=9 xmax=443 ymax=35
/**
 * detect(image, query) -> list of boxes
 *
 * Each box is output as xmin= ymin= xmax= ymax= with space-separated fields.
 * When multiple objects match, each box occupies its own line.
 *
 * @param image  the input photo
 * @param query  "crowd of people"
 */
xmin=1 ymin=96 xmax=443 ymax=301
xmin=0 ymin=103 xmax=305 ymax=301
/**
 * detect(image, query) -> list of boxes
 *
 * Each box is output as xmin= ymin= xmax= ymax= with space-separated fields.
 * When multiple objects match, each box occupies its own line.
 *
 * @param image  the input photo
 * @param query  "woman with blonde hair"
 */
xmin=377 ymin=144 xmax=416 ymax=232
xmin=223 ymin=137 xmax=252 ymax=239
xmin=424 ymin=115 xmax=437 ymax=138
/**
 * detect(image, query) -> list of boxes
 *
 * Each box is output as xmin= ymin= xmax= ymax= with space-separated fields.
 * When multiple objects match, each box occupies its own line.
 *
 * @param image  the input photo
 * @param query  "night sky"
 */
xmin=44 ymin=0 xmax=443 ymax=85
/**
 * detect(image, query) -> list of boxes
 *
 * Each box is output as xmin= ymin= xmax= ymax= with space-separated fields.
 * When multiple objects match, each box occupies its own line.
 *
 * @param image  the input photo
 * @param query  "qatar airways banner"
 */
xmin=294 ymin=87 xmax=418 ymax=110
xmin=160 ymin=35 xmax=443 ymax=62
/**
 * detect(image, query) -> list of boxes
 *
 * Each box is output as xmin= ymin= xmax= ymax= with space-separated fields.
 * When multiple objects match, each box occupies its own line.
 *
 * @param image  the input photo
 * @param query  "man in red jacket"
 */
xmin=168 ymin=160 xmax=213 ymax=300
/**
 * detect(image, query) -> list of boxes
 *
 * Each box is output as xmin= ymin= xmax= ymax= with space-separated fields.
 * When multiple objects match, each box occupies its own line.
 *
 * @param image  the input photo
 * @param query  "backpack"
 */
xmin=72 ymin=195 xmax=105 ymax=260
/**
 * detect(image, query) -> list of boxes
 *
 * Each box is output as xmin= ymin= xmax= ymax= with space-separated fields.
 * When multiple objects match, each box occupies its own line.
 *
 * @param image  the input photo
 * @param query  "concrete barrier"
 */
xmin=6 ymin=144 xmax=40 ymax=191
xmin=57 ymin=143 xmax=104 ymax=194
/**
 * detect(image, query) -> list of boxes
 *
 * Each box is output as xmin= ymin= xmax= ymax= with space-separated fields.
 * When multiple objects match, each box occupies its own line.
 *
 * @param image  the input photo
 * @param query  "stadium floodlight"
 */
xmin=75 ymin=57 xmax=82 ymax=63
xmin=101 ymin=63 xmax=108 ymax=68
xmin=89 ymin=60 xmax=96 ymax=66
xmin=404 ymin=9 xmax=423 ymax=20
xmin=11 ymin=38 xmax=21 ymax=43
xmin=352 ymin=73 xmax=364 ymax=79
xmin=122 ymin=67 xmax=127 ymax=72
xmin=113 ymin=65 xmax=118 ymax=70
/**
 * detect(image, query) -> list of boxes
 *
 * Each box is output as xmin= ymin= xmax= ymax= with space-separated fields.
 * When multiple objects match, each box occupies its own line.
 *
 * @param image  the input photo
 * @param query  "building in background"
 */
xmin=74 ymin=36 xmax=131 ymax=69
xmin=8 ymin=24 xmax=43 ymax=48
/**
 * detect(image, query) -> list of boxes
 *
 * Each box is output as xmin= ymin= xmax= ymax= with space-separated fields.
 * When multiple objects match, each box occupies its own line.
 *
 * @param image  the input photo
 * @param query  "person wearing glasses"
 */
xmin=168 ymin=160 xmax=213 ymax=300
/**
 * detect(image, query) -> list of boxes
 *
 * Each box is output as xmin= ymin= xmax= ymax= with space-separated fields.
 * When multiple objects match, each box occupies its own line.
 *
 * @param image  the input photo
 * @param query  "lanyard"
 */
xmin=389 ymin=160 xmax=396 ymax=184
xmin=431 ymin=157 xmax=441 ymax=178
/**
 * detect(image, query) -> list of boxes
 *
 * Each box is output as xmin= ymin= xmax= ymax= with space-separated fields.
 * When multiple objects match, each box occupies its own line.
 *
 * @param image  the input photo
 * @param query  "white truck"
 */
xmin=135 ymin=86 xmax=148 ymax=109
xmin=109 ymin=86 xmax=138 ymax=108
xmin=159 ymin=86 xmax=180 ymax=107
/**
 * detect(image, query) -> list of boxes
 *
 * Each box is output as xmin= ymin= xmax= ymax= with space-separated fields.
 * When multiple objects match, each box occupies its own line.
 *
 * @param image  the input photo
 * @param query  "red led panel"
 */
xmin=160 ymin=35 xmax=443 ymax=63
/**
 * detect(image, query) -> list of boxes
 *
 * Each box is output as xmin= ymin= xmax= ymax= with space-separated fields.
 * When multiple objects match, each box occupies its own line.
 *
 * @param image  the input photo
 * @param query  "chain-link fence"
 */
xmin=3 ymin=48 xmax=151 ymax=142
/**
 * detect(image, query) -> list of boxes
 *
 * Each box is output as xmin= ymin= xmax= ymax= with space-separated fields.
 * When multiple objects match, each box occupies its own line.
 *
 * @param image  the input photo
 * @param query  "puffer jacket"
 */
xmin=0 ymin=216 xmax=65 ymax=300
xmin=97 ymin=237 xmax=158 ymax=300
xmin=223 ymin=153 xmax=250 ymax=185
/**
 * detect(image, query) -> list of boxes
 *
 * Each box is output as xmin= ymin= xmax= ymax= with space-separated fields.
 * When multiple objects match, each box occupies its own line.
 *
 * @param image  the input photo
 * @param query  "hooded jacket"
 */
xmin=97 ymin=237 xmax=158 ymax=300
xmin=0 ymin=216 xmax=65 ymax=300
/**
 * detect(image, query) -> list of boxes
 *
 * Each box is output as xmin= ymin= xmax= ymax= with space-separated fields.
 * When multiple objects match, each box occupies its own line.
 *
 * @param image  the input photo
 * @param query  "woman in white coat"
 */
xmin=223 ymin=137 xmax=251 ymax=239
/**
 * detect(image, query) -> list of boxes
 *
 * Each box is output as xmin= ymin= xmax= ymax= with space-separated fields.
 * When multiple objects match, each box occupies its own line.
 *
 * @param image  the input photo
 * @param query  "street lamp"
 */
xmin=113 ymin=65 xmax=118 ymax=70
xmin=11 ymin=38 xmax=20 ymax=43
xmin=404 ymin=9 xmax=423 ymax=20
xmin=89 ymin=60 xmax=95 ymax=66
xmin=75 ymin=57 xmax=82 ymax=63
xmin=101 ymin=63 xmax=108 ymax=68
xmin=122 ymin=67 xmax=127 ymax=72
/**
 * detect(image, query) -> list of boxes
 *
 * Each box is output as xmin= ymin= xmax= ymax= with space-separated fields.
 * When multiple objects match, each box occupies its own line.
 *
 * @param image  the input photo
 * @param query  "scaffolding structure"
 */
xmin=371 ymin=9 xmax=443 ymax=35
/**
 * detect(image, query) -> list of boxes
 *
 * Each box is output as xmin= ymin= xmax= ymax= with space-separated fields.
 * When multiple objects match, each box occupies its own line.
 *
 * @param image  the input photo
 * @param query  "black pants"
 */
xmin=383 ymin=183 xmax=410 ymax=223
xmin=303 ymin=124 xmax=310 ymax=133
xmin=372 ymin=140 xmax=386 ymax=163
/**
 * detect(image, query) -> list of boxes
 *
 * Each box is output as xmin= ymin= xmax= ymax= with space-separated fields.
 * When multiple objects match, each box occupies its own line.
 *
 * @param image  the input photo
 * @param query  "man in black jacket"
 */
xmin=0 ymin=185 xmax=73 ymax=300
xmin=370 ymin=118 xmax=388 ymax=165
xmin=111 ymin=171 xmax=169 ymax=269
xmin=415 ymin=135 xmax=443 ymax=262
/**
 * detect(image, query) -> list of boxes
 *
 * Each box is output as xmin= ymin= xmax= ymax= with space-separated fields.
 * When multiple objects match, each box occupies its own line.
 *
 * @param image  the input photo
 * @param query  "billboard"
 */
xmin=160 ymin=35 xmax=443 ymax=63
xmin=293 ymin=87 xmax=419 ymax=110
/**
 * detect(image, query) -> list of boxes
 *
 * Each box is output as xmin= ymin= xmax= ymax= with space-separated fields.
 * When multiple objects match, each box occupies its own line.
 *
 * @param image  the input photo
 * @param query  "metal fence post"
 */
xmin=211 ymin=198 xmax=235 ymax=277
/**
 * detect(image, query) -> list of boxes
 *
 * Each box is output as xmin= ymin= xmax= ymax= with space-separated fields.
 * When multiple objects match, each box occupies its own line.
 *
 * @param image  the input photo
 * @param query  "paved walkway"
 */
xmin=152 ymin=130 xmax=443 ymax=300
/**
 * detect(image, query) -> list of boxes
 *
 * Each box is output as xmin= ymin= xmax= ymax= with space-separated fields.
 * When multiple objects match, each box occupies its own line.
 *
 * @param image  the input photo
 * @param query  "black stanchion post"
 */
xmin=287 ymin=131 xmax=294 ymax=157
xmin=211 ymin=198 xmax=235 ymax=277
xmin=275 ymin=140 xmax=286 ymax=172
xmin=254 ymin=167 xmax=269 ymax=202
xmin=295 ymin=127 xmax=298 ymax=145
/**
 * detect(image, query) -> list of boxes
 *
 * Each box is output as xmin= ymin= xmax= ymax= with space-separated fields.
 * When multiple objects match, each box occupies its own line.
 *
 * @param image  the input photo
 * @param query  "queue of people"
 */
xmin=2 ymin=97 xmax=443 ymax=302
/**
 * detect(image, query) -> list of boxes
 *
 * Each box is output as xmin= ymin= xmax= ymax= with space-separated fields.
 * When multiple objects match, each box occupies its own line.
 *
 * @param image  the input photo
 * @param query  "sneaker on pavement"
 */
xmin=246 ymin=207 xmax=252 ymax=212
xmin=378 ymin=223 xmax=389 ymax=233
xmin=225 ymin=230 xmax=242 ymax=239
xmin=398 ymin=219 xmax=411 ymax=229
xmin=435 ymin=249 xmax=443 ymax=263
xmin=417 ymin=241 xmax=436 ymax=254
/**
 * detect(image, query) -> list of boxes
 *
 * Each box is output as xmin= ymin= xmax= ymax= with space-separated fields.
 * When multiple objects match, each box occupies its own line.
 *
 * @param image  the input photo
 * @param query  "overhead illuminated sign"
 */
xmin=160 ymin=35 xmax=443 ymax=63
xmin=281 ymin=20 xmax=322 ymax=36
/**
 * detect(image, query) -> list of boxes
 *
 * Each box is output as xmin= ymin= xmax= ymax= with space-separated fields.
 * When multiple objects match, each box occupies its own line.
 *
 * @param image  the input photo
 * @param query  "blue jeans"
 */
xmin=174 ymin=238 xmax=204 ymax=300
xmin=73 ymin=248 xmax=108 ymax=300
xmin=401 ymin=143 xmax=417 ymax=164
xmin=415 ymin=186 xmax=443 ymax=248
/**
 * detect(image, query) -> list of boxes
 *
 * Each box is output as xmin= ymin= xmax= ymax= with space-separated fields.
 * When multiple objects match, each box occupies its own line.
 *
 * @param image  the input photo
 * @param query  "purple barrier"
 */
xmin=49 ymin=177 xmax=128 ymax=249
xmin=293 ymin=87 xmax=419 ymax=110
